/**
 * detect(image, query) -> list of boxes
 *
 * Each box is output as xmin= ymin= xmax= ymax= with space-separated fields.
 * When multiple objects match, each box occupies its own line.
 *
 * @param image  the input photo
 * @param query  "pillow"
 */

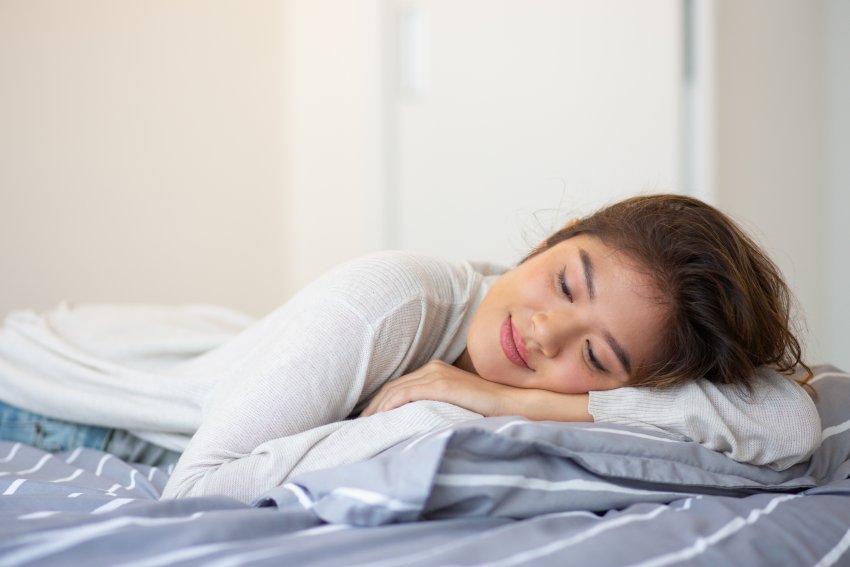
xmin=256 ymin=365 xmax=850 ymax=526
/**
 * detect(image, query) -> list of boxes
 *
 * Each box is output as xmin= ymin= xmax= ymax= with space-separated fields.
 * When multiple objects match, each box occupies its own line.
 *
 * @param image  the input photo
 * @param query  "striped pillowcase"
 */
xmin=263 ymin=365 xmax=850 ymax=526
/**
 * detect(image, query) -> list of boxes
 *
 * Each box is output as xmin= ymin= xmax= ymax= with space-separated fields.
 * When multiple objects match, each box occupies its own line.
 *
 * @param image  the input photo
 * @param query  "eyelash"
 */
xmin=558 ymin=269 xmax=573 ymax=301
xmin=585 ymin=340 xmax=606 ymax=373
xmin=559 ymin=268 xmax=607 ymax=373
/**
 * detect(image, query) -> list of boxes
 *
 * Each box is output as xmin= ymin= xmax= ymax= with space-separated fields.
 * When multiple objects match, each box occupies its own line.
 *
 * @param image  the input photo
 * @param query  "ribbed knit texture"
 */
xmin=0 ymin=251 xmax=822 ymax=503
xmin=156 ymin=252 xmax=493 ymax=502
xmin=588 ymin=367 xmax=822 ymax=471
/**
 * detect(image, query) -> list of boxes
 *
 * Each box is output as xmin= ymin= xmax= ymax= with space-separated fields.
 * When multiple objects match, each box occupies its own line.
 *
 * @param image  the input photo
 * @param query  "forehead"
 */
xmin=541 ymin=234 xmax=629 ymax=272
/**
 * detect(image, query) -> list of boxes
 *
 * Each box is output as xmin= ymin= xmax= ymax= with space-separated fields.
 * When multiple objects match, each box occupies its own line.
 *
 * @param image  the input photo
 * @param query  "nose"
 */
xmin=530 ymin=309 xmax=579 ymax=359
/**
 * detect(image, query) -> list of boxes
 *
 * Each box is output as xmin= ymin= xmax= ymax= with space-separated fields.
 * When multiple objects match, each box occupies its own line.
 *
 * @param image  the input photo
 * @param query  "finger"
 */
xmin=363 ymin=380 xmax=413 ymax=416
xmin=375 ymin=382 xmax=425 ymax=414
xmin=361 ymin=393 xmax=384 ymax=417
xmin=360 ymin=363 xmax=450 ymax=417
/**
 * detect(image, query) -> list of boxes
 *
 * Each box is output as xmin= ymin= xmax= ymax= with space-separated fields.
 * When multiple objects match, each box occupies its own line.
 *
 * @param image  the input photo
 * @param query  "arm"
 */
xmin=364 ymin=362 xmax=821 ymax=470
xmin=588 ymin=368 xmax=822 ymax=470
xmin=361 ymin=360 xmax=592 ymax=422
xmin=161 ymin=295 xmax=387 ymax=503
xmin=162 ymin=251 xmax=484 ymax=503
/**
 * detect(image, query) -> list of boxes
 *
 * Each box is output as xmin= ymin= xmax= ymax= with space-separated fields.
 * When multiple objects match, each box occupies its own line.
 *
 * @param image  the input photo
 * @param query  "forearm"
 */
xmin=587 ymin=370 xmax=822 ymax=469
xmin=492 ymin=387 xmax=592 ymax=423
xmin=162 ymin=297 xmax=378 ymax=500
xmin=163 ymin=401 xmax=479 ymax=503
xmin=362 ymin=362 xmax=593 ymax=423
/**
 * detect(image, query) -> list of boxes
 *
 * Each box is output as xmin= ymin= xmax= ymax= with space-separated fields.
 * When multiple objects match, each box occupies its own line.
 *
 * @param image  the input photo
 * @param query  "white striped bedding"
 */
xmin=1 ymin=367 xmax=849 ymax=566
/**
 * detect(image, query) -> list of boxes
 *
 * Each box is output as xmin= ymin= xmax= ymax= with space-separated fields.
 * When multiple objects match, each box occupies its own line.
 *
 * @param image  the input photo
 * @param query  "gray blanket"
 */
xmin=2 ymin=367 xmax=850 ymax=566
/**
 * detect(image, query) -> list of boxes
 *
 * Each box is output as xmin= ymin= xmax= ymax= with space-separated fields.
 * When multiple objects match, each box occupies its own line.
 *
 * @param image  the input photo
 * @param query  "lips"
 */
xmin=500 ymin=317 xmax=530 ymax=369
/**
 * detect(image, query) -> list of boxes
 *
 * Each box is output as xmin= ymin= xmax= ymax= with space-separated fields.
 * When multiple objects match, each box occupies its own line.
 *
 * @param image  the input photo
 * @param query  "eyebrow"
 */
xmin=579 ymin=247 xmax=632 ymax=374
xmin=604 ymin=332 xmax=632 ymax=375
xmin=579 ymin=248 xmax=595 ymax=300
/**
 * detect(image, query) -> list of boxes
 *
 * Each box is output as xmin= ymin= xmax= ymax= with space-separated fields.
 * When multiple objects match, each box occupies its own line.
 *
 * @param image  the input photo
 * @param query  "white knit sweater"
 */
xmin=0 ymin=252 xmax=821 ymax=504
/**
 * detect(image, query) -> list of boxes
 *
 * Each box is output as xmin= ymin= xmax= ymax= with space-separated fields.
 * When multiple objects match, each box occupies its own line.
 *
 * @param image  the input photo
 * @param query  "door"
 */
xmin=390 ymin=0 xmax=683 ymax=265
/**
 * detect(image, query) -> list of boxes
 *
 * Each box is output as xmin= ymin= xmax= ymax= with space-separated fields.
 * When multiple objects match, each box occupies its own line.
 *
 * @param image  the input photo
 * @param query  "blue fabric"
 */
xmin=0 ymin=399 xmax=110 ymax=452
xmin=105 ymin=429 xmax=181 ymax=468
xmin=0 ymin=400 xmax=180 ymax=467
xmin=4 ymin=438 xmax=850 ymax=567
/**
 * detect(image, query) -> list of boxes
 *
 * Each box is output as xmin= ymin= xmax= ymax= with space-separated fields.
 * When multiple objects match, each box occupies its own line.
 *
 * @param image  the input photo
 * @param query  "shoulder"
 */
xmin=309 ymin=251 xmax=500 ymax=322
xmin=325 ymin=251 xmax=495 ymax=298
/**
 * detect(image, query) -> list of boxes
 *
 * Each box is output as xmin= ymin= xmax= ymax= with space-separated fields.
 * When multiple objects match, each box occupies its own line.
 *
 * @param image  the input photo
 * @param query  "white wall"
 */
xmin=712 ymin=0 xmax=829 ymax=364
xmin=279 ymin=0 xmax=388 ymax=298
xmin=0 ymin=1 xmax=288 ymax=317
xmin=282 ymin=0 xmax=683 ymax=288
xmin=282 ymin=0 xmax=849 ymax=375
xmin=2 ymin=1 xmax=845 ymax=371
xmin=391 ymin=0 xmax=682 ymax=267
xmin=823 ymin=0 xmax=850 ymax=370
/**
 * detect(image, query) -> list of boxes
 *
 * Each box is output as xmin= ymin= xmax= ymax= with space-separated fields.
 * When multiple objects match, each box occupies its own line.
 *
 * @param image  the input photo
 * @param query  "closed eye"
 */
xmin=558 ymin=268 xmax=573 ymax=302
xmin=586 ymin=340 xmax=608 ymax=373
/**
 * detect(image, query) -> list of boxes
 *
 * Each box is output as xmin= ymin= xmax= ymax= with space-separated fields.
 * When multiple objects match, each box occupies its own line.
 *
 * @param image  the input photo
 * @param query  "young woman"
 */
xmin=0 ymin=194 xmax=821 ymax=503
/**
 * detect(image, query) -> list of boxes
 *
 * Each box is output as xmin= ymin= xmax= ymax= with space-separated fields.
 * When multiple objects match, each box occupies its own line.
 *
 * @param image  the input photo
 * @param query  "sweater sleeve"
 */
xmin=161 ymin=252 xmax=472 ymax=504
xmin=160 ymin=295 xmax=378 ymax=502
xmin=587 ymin=369 xmax=822 ymax=470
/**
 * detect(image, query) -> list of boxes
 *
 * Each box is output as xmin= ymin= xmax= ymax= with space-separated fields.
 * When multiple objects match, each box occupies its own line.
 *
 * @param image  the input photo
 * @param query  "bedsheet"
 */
xmin=2 ymin=367 xmax=850 ymax=566
xmin=2 ymin=440 xmax=849 ymax=566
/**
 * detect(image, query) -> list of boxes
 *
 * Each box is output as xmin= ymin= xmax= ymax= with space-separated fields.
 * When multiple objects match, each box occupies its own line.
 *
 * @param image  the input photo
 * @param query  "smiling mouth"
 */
xmin=500 ymin=317 xmax=529 ymax=369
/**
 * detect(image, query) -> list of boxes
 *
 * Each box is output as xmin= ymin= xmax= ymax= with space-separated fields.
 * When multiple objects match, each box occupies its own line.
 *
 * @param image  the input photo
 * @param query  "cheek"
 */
xmin=465 ymin=314 xmax=501 ymax=378
xmin=467 ymin=306 xmax=492 ymax=349
xmin=541 ymin=360 xmax=620 ymax=395
xmin=550 ymin=374 xmax=595 ymax=395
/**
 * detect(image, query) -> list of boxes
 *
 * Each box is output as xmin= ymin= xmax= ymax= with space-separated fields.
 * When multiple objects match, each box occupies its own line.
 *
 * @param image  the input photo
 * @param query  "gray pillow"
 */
xmin=257 ymin=365 xmax=850 ymax=525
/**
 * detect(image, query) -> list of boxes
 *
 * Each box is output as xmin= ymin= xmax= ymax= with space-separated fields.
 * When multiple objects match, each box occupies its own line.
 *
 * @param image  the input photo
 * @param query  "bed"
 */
xmin=2 ymin=365 xmax=849 ymax=566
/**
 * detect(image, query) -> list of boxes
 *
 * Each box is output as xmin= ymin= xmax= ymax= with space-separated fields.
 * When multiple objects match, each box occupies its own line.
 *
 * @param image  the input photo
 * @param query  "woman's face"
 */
xmin=459 ymin=234 xmax=668 ymax=394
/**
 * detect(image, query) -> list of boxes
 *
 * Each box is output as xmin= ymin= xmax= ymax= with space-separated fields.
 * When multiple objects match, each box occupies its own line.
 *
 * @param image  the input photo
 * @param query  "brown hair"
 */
xmin=525 ymin=194 xmax=809 ymax=391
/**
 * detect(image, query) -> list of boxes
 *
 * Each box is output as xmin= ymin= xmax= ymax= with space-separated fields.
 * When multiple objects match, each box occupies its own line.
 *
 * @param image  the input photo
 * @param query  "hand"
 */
xmin=361 ymin=360 xmax=512 ymax=417
xmin=360 ymin=360 xmax=593 ymax=422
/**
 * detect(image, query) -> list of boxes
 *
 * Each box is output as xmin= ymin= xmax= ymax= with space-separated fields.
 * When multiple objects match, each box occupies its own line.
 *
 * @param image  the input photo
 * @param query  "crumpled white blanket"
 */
xmin=0 ymin=303 xmax=256 ymax=450
xmin=0 ymin=304 xmax=478 ymax=467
